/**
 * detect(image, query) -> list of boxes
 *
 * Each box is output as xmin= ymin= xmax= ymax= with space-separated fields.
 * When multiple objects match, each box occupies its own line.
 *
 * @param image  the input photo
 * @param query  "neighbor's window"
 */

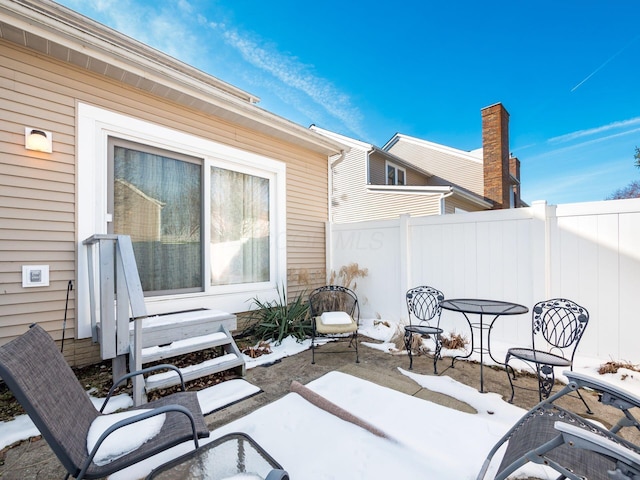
xmin=386 ymin=162 xmax=406 ymax=185
xmin=109 ymin=139 xmax=272 ymax=296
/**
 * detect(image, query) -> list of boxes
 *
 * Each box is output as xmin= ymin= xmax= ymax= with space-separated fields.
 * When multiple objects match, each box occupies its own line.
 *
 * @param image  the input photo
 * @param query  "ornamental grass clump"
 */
xmin=248 ymin=284 xmax=311 ymax=345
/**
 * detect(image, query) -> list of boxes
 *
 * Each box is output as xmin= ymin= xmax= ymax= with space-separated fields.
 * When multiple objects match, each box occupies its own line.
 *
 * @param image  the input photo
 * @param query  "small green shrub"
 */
xmin=248 ymin=285 xmax=311 ymax=344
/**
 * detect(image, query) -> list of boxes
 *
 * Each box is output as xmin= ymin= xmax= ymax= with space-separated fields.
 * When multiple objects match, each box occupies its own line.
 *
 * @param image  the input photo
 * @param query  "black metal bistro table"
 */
xmin=440 ymin=299 xmax=528 ymax=393
xmin=146 ymin=432 xmax=288 ymax=480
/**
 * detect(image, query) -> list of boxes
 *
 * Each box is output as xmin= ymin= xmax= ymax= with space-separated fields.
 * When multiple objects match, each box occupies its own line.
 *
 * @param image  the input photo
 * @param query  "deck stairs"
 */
xmin=83 ymin=234 xmax=246 ymax=405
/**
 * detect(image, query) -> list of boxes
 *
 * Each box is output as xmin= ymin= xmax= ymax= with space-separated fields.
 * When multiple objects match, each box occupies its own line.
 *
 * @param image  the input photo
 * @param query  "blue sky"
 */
xmin=58 ymin=0 xmax=640 ymax=205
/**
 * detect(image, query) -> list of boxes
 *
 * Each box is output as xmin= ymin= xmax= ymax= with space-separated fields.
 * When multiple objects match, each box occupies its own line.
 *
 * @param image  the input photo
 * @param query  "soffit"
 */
xmin=0 ymin=0 xmax=345 ymax=156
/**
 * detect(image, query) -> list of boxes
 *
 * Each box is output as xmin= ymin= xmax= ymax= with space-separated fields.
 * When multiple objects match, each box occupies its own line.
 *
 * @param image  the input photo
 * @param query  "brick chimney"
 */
xmin=482 ymin=103 xmax=511 ymax=209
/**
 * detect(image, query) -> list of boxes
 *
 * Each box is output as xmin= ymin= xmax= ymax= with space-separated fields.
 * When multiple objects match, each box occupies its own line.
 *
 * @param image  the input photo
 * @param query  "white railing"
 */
xmin=329 ymin=198 xmax=640 ymax=363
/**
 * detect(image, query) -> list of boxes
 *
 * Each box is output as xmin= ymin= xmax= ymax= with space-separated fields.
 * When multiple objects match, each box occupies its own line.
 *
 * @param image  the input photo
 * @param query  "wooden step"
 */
xmin=144 ymin=353 xmax=245 ymax=392
xmin=129 ymin=309 xmax=237 ymax=348
xmin=139 ymin=331 xmax=230 ymax=364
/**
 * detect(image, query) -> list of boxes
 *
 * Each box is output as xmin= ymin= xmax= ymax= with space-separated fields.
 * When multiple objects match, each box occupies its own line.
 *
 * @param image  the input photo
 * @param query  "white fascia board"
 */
xmin=383 ymin=133 xmax=483 ymax=164
xmin=310 ymin=126 xmax=367 ymax=152
xmin=366 ymin=185 xmax=453 ymax=195
xmin=366 ymin=184 xmax=492 ymax=209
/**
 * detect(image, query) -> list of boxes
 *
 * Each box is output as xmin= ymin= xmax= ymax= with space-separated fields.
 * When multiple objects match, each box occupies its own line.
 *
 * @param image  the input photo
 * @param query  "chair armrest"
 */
xmin=563 ymin=370 xmax=640 ymax=411
xmin=82 ymin=404 xmax=199 ymax=477
xmin=100 ymin=364 xmax=186 ymax=412
xmin=554 ymin=422 xmax=640 ymax=476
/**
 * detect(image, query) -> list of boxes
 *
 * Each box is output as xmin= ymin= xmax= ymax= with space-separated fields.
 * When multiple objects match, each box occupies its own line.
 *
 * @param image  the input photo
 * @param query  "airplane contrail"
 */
xmin=571 ymin=34 xmax=640 ymax=92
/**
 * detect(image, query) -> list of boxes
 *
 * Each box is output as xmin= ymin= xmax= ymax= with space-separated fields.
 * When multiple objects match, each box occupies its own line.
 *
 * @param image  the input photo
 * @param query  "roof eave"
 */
xmin=0 ymin=0 xmax=345 ymax=156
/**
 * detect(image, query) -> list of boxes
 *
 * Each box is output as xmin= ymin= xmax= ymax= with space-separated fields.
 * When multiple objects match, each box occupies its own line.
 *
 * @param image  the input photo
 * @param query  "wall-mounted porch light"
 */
xmin=25 ymin=127 xmax=53 ymax=153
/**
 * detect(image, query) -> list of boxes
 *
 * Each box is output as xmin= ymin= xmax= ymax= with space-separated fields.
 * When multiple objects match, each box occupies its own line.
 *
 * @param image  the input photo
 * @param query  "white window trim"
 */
xmin=385 ymin=161 xmax=406 ymax=185
xmin=77 ymin=102 xmax=287 ymax=338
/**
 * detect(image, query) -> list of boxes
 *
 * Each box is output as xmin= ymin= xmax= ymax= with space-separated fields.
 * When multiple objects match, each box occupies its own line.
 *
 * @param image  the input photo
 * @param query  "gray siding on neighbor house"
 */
xmin=0 ymin=39 xmax=330 ymax=364
xmin=368 ymin=152 xmax=431 ymax=186
xmin=331 ymin=145 xmax=441 ymax=224
xmin=386 ymin=137 xmax=484 ymax=196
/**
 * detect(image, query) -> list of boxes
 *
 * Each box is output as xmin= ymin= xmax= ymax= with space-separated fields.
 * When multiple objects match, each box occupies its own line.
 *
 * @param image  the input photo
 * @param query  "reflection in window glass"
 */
xmin=210 ymin=167 xmax=270 ymax=285
xmin=113 ymin=146 xmax=202 ymax=294
xmin=387 ymin=164 xmax=396 ymax=185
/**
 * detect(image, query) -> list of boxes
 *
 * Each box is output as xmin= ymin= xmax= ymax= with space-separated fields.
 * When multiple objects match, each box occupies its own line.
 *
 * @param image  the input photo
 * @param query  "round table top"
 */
xmin=440 ymin=298 xmax=528 ymax=316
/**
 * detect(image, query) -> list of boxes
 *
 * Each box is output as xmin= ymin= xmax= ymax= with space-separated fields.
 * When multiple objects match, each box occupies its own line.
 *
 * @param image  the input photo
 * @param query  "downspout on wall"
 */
xmin=326 ymin=150 xmax=346 ymax=281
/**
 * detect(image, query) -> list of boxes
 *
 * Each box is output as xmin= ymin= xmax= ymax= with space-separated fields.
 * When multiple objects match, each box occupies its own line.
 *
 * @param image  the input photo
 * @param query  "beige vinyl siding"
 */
xmin=331 ymin=145 xmax=441 ymax=223
xmin=444 ymin=195 xmax=486 ymax=214
xmin=0 ymin=40 xmax=328 ymax=363
xmin=369 ymin=153 xmax=430 ymax=186
xmin=387 ymin=137 xmax=483 ymax=196
xmin=369 ymin=154 xmax=386 ymax=185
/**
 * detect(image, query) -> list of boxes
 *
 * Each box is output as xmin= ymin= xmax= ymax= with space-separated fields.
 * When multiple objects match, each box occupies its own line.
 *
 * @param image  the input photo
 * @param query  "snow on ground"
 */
xmin=1 ymin=316 xmax=638 ymax=479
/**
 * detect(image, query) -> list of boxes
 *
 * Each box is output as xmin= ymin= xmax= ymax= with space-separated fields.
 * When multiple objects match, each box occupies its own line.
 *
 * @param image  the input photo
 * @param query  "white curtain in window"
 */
xmin=210 ymin=167 xmax=270 ymax=285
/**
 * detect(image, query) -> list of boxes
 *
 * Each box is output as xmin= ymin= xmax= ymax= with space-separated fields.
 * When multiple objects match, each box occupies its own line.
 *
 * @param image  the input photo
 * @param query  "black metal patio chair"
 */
xmin=404 ymin=286 xmax=445 ymax=374
xmin=0 ymin=324 xmax=209 ymax=480
xmin=309 ymin=285 xmax=359 ymax=364
xmin=504 ymin=298 xmax=589 ymax=406
xmin=477 ymin=370 xmax=640 ymax=480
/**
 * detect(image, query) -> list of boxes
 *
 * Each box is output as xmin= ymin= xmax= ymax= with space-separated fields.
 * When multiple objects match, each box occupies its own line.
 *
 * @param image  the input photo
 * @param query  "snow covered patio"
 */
xmin=2 ymin=318 xmax=639 ymax=479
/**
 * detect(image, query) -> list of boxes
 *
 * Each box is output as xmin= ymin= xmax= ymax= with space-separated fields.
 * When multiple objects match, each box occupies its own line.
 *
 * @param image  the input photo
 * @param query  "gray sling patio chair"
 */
xmin=309 ymin=285 xmax=360 ymax=364
xmin=404 ymin=286 xmax=445 ymax=374
xmin=0 ymin=324 xmax=209 ymax=480
xmin=504 ymin=298 xmax=589 ymax=405
xmin=477 ymin=370 xmax=640 ymax=480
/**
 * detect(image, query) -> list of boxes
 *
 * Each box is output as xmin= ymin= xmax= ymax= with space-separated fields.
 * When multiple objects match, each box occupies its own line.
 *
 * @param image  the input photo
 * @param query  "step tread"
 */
xmin=138 ymin=331 xmax=230 ymax=363
xmin=144 ymin=354 xmax=244 ymax=392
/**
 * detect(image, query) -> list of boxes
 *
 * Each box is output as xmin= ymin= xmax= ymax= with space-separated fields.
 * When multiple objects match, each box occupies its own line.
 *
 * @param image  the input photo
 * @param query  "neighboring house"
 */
xmin=313 ymin=103 xmax=523 ymax=223
xmin=0 ymin=0 xmax=346 ymax=365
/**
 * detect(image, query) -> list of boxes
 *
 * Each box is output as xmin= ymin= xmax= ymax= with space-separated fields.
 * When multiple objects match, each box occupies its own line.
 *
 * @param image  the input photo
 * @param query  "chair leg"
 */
xmin=311 ymin=330 xmax=316 ymax=365
xmin=404 ymin=330 xmax=414 ymax=370
xmin=354 ymin=331 xmax=359 ymax=363
xmin=505 ymin=354 xmax=517 ymax=403
xmin=433 ymin=336 xmax=441 ymax=375
xmin=577 ymin=390 xmax=593 ymax=415
xmin=538 ymin=364 xmax=555 ymax=401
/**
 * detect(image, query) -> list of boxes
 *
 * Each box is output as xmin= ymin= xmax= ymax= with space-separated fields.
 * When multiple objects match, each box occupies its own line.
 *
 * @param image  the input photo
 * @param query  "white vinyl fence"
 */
xmin=328 ymin=198 xmax=640 ymax=363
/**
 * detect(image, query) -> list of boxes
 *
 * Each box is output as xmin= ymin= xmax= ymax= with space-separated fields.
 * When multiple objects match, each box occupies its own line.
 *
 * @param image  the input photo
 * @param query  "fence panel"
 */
xmin=330 ymin=198 xmax=640 ymax=363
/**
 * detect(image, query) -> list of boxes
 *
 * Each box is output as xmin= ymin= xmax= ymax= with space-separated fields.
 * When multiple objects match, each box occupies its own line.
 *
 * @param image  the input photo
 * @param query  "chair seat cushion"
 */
xmin=508 ymin=347 xmax=571 ymax=366
xmin=315 ymin=316 xmax=357 ymax=334
xmin=320 ymin=311 xmax=353 ymax=325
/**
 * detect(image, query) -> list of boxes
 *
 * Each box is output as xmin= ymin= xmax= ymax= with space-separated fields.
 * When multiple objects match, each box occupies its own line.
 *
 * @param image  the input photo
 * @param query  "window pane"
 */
xmin=398 ymin=169 xmax=405 ymax=185
xmin=210 ymin=167 xmax=270 ymax=285
xmin=387 ymin=165 xmax=396 ymax=185
xmin=113 ymin=146 xmax=202 ymax=294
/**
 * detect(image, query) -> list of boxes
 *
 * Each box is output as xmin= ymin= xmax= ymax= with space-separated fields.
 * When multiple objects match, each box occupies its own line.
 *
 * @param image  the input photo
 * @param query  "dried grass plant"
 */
xmin=328 ymin=263 xmax=368 ymax=291
xmin=441 ymin=331 xmax=469 ymax=350
xmin=389 ymin=322 xmax=432 ymax=354
xmin=598 ymin=360 xmax=640 ymax=378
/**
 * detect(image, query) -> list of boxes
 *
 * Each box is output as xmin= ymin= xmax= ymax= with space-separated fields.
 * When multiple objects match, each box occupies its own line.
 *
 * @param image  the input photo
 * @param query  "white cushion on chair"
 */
xmin=320 ymin=311 xmax=352 ymax=325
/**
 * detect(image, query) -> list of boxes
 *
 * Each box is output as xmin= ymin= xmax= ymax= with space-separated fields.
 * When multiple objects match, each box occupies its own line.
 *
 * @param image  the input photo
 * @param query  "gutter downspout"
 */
xmin=326 ymin=150 xmax=346 ymax=281
xmin=439 ymin=187 xmax=454 ymax=214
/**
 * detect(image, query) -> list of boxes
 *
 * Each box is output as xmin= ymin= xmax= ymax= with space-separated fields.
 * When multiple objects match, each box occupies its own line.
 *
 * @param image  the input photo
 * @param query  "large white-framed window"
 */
xmin=386 ymin=161 xmax=406 ymax=185
xmin=77 ymin=103 xmax=286 ymax=338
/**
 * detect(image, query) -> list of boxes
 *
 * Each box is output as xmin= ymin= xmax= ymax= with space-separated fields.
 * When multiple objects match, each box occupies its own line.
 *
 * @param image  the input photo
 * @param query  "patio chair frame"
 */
xmin=504 ymin=298 xmax=589 ymax=405
xmin=309 ymin=285 xmax=360 ymax=364
xmin=477 ymin=370 xmax=640 ymax=480
xmin=0 ymin=324 xmax=209 ymax=480
xmin=404 ymin=286 xmax=444 ymax=374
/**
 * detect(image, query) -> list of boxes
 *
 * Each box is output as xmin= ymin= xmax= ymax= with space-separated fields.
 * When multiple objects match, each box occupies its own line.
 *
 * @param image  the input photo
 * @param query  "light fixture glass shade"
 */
xmin=25 ymin=128 xmax=52 ymax=153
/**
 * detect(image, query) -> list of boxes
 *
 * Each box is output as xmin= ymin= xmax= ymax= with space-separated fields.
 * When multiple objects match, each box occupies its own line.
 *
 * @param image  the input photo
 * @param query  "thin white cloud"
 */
xmin=209 ymin=24 xmax=366 ymax=137
xmin=61 ymin=0 xmax=366 ymax=139
xmin=549 ymin=117 xmax=640 ymax=145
